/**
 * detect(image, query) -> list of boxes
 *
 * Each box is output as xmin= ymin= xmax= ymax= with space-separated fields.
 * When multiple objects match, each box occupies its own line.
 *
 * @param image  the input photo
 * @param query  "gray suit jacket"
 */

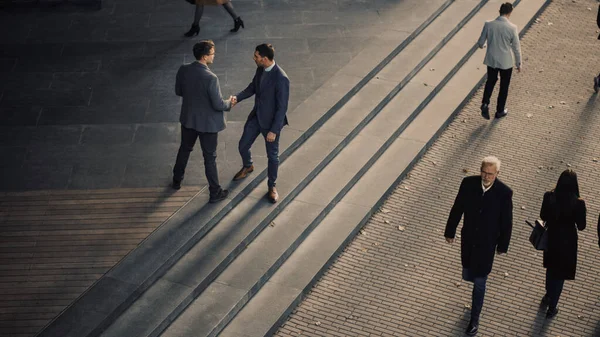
xmin=478 ymin=16 xmax=521 ymax=70
xmin=175 ymin=62 xmax=231 ymax=133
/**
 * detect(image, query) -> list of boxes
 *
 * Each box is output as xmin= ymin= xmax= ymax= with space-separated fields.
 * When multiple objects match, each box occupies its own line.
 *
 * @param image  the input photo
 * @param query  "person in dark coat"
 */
xmin=445 ymin=156 xmax=513 ymax=336
xmin=539 ymin=169 xmax=586 ymax=319
xmin=172 ymin=40 xmax=233 ymax=203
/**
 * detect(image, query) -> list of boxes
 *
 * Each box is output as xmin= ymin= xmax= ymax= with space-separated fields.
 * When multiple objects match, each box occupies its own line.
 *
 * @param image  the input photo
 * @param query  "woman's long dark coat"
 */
xmin=445 ymin=176 xmax=513 ymax=277
xmin=541 ymin=192 xmax=586 ymax=280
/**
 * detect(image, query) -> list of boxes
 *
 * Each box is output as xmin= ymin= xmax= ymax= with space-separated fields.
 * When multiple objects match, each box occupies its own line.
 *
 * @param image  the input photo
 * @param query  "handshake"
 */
xmin=229 ymin=95 xmax=238 ymax=107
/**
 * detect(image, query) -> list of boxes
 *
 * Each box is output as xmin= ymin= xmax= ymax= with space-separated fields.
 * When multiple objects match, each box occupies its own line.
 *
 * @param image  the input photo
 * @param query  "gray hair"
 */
xmin=481 ymin=156 xmax=501 ymax=171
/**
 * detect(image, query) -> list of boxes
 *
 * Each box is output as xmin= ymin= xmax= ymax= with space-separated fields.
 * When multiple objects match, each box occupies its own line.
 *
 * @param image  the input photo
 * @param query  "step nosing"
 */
xmin=250 ymin=2 xmax=549 ymax=337
xmin=179 ymin=0 xmax=504 ymax=335
xmin=36 ymin=2 xmax=461 ymax=337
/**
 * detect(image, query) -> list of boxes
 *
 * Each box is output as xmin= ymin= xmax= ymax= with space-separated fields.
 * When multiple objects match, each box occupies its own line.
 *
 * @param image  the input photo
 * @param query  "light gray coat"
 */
xmin=175 ymin=62 xmax=231 ymax=133
xmin=478 ymin=16 xmax=521 ymax=70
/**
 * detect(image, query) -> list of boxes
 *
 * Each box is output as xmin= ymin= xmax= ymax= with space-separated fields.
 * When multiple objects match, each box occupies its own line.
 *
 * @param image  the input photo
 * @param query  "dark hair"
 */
xmin=193 ymin=40 xmax=215 ymax=60
xmin=255 ymin=43 xmax=275 ymax=61
xmin=499 ymin=2 xmax=513 ymax=15
xmin=554 ymin=169 xmax=580 ymax=213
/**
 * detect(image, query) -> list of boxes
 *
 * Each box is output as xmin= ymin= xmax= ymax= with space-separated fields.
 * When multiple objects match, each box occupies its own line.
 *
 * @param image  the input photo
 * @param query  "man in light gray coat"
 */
xmin=478 ymin=2 xmax=522 ymax=120
xmin=172 ymin=40 xmax=232 ymax=203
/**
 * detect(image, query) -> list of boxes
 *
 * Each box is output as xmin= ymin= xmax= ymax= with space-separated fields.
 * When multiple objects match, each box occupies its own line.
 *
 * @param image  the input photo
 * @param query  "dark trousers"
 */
xmin=545 ymin=269 xmax=565 ymax=310
xmin=482 ymin=66 xmax=513 ymax=113
xmin=238 ymin=115 xmax=279 ymax=188
xmin=463 ymin=268 xmax=488 ymax=323
xmin=173 ymin=125 xmax=221 ymax=196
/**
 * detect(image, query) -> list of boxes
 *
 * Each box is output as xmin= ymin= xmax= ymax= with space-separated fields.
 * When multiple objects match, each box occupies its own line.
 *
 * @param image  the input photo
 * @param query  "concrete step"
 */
xmin=96 ymin=1 xmax=486 ymax=337
xmin=217 ymin=0 xmax=550 ymax=336
xmin=157 ymin=0 xmax=530 ymax=336
xmin=35 ymin=2 xmax=454 ymax=337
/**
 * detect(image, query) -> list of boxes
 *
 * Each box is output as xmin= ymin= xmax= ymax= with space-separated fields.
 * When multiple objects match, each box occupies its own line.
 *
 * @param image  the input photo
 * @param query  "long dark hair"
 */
xmin=554 ymin=169 xmax=580 ymax=213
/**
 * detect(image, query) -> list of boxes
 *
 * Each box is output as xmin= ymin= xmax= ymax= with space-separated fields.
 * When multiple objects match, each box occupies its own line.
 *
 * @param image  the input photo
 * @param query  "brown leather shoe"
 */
xmin=268 ymin=187 xmax=279 ymax=203
xmin=233 ymin=165 xmax=254 ymax=181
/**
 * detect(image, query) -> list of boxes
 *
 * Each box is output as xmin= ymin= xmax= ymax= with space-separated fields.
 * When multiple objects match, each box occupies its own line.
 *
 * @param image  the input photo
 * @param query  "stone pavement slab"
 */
xmin=276 ymin=0 xmax=600 ymax=336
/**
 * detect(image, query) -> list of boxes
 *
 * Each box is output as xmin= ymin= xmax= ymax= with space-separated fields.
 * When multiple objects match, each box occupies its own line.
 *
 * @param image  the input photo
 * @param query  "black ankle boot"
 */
xmin=230 ymin=17 xmax=244 ymax=32
xmin=184 ymin=24 xmax=200 ymax=37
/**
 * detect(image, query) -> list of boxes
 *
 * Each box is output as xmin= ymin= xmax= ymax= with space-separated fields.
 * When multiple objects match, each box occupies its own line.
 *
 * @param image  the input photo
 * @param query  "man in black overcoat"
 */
xmin=444 ymin=156 xmax=513 ymax=336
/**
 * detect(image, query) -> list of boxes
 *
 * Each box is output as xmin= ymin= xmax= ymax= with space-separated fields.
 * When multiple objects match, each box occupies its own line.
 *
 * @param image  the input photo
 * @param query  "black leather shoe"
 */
xmin=480 ymin=104 xmax=490 ymax=120
xmin=184 ymin=24 xmax=200 ymax=37
xmin=495 ymin=109 xmax=508 ymax=119
xmin=172 ymin=179 xmax=181 ymax=190
xmin=465 ymin=321 xmax=478 ymax=336
xmin=209 ymin=189 xmax=229 ymax=203
xmin=546 ymin=307 xmax=558 ymax=319
xmin=230 ymin=17 xmax=244 ymax=32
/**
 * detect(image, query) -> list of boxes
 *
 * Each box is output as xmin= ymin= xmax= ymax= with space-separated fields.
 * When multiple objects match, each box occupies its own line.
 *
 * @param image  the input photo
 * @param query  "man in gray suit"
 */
xmin=478 ymin=2 xmax=522 ymax=120
xmin=172 ymin=40 xmax=232 ymax=203
xmin=231 ymin=43 xmax=290 ymax=203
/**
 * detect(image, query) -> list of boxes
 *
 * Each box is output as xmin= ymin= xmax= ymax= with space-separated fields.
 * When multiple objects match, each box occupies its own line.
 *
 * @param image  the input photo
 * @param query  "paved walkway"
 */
xmin=276 ymin=0 xmax=600 ymax=336
xmin=0 ymin=0 xmax=445 ymax=190
xmin=0 ymin=0 xmax=451 ymax=336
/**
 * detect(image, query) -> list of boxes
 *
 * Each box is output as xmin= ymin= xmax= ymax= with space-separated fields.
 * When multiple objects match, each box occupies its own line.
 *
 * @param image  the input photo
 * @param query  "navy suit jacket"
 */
xmin=236 ymin=64 xmax=290 ymax=134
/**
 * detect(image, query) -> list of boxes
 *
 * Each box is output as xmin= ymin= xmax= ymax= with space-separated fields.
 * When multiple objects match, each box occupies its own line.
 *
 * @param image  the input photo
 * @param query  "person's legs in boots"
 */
xmin=184 ymin=4 xmax=204 ymax=37
xmin=545 ymin=269 xmax=564 ymax=318
xmin=234 ymin=116 xmax=261 ymax=181
xmin=199 ymin=132 xmax=227 ymax=202
xmin=173 ymin=125 xmax=199 ymax=189
xmin=222 ymin=2 xmax=244 ymax=32
xmin=495 ymin=68 xmax=513 ymax=118
xmin=262 ymin=129 xmax=280 ymax=203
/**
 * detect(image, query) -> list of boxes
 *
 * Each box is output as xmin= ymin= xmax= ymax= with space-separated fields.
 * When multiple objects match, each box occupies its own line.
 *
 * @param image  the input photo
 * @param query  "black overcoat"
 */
xmin=445 ymin=176 xmax=513 ymax=277
xmin=541 ymin=192 xmax=586 ymax=280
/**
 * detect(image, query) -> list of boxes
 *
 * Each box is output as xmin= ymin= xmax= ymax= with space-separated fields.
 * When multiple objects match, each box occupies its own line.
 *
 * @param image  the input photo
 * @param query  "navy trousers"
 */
xmin=238 ymin=115 xmax=280 ymax=188
xmin=173 ymin=125 xmax=221 ymax=196
xmin=463 ymin=268 xmax=488 ymax=324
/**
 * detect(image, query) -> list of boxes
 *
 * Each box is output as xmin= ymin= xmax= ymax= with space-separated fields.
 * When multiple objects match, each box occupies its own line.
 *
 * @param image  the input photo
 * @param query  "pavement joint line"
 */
xmin=143 ymin=1 xmax=487 ymax=335
xmin=50 ymin=3 xmax=458 ymax=337
xmin=266 ymin=0 xmax=554 ymax=335
xmin=187 ymin=0 xmax=503 ymax=335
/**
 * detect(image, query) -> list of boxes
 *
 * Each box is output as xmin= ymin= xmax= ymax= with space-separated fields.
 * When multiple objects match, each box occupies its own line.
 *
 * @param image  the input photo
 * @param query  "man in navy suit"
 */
xmin=232 ymin=43 xmax=290 ymax=203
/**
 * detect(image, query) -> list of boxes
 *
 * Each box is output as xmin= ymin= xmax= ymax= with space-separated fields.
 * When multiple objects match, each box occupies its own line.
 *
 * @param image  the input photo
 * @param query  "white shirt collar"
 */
xmin=482 ymin=180 xmax=493 ymax=193
xmin=264 ymin=62 xmax=276 ymax=72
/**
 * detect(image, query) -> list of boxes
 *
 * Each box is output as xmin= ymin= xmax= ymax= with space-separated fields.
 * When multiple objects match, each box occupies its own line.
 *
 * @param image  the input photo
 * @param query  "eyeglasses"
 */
xmin=480 ymin=169 xmax=497 ymax=177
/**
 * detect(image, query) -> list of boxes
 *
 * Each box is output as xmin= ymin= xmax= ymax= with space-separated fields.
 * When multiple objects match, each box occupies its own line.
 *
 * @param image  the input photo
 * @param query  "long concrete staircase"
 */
xmin=36 ymin=0 xmax=550 ymax=336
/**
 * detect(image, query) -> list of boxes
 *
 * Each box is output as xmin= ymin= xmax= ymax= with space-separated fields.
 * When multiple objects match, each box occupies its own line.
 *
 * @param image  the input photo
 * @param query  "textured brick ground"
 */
xmin=277 ymin=1 xmax=600 ymax=336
